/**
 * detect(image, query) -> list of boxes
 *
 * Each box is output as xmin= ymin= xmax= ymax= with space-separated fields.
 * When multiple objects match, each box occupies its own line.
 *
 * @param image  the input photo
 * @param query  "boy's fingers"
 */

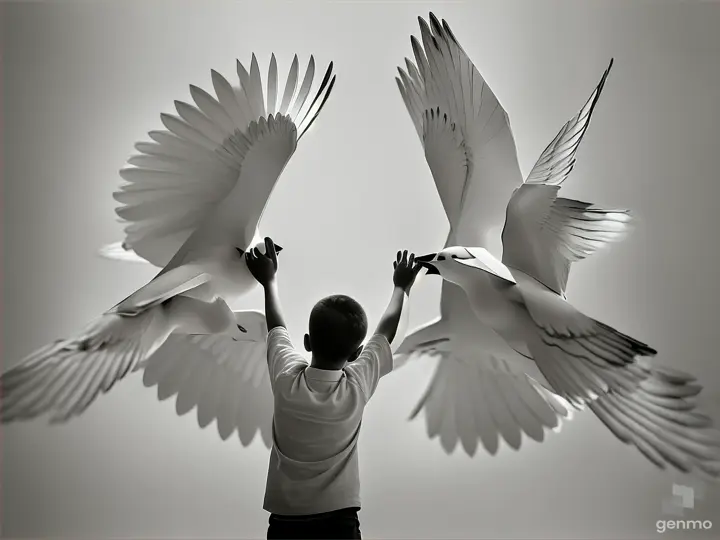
xmin=393 ymin=261 xmax=398 ymax=270
xmin=402 ymin=250 xmax=408 ymax=265
xmin=265 ymin=237 xmax=277 ymax=263
xmin=409 ymin=253 xmax=415 ymax=266
xmin=396 ymin=251 xmax=402 ymax=263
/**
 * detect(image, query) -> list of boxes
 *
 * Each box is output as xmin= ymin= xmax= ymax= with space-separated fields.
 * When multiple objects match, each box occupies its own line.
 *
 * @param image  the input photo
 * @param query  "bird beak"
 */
xmin=415 ymin=253 xmax=440 ymax=275
xmin=415 ymin=253 xmax=437 ymax=262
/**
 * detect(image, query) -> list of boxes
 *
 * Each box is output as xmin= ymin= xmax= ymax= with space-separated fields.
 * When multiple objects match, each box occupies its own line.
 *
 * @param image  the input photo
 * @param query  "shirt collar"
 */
xmin=305 ymin=366 xmax=344 ymax=382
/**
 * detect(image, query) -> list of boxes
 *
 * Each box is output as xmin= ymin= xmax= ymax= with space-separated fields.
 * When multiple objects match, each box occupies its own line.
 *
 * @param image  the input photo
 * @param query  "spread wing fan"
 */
xmin=103 ymin=54 xmax=335 ymax=267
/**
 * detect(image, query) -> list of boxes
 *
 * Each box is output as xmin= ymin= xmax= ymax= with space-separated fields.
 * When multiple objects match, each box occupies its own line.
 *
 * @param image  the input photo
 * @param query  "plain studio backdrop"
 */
xmin=2 ymin=1 xmax=720 ymax=538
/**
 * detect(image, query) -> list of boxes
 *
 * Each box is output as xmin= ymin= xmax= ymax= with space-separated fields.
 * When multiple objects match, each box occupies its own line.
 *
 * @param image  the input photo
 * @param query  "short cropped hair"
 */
xmin=309 ymin=295 xmax=368 ymax=360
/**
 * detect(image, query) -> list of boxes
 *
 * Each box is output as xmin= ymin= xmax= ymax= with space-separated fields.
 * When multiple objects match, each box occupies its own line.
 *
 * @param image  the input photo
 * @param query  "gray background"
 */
xmin=3 ymin=1 xmax=720 ymax=538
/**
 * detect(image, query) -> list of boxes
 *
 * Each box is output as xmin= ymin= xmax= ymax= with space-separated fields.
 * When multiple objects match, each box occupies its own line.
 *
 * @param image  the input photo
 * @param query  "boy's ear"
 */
xmin=346 ymin=345 xmax=363 ymax=364
xmin=304 ymin=334 xmax=312 ymax=353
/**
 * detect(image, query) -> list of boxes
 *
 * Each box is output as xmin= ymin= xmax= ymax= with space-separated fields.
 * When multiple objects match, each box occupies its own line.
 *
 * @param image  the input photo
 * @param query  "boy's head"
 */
xmin=304 ymin=294 xmax=368 ymax=369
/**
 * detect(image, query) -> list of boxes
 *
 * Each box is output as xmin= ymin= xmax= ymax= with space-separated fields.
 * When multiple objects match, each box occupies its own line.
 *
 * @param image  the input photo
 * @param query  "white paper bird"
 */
xmin=395 ymin=14 xmax=720 ymax=479
xmin=1 ymin=54 xmax=336 ymax=447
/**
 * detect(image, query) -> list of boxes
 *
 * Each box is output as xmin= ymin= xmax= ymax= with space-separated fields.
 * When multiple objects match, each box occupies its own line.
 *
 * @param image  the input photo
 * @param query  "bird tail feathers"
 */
xmin=410 ymin=356 xmax=572 ymax=457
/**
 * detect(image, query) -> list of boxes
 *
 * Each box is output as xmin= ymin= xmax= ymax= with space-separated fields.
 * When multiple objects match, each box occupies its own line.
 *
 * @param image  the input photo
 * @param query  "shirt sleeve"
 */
xmin=266 ymin=327 xmax=306 ymax=387
xmin=345 ymin=333 xmax=394 ymax=401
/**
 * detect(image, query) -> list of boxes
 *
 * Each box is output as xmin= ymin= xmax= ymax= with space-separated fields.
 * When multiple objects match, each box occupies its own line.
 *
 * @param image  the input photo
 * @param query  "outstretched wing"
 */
xmin=396 ymin=279 xmax=572 ymax=457
xmin=1 ymin=309 xmax=167 ymax=424
xmin=141 ymin=310 xmax=273 ymax=447
xmin=396 ymin=13 xmax=522 ymax=247
xmin=501 ymin=60 xmax=629 ymax=295
xmin=517 ymin=280 xmax=720 ymax=479
xmin=1 ymin=265 xmax=215 ymax=424
xmin=108 ymin=54 xmax=336 ymax=267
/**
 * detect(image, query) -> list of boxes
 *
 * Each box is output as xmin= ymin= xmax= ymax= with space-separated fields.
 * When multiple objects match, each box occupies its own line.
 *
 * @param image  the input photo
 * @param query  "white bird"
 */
xmin=394 ymin=13 xmax=575 ymax=457
xmin=395 ymin=14 xmax=720 ymax=478
xmin=1 ymin=54 xmax=336 ymax=443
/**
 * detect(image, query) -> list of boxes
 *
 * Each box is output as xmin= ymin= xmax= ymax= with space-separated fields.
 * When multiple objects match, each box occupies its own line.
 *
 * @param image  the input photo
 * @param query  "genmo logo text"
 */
xmin=656 ymin=519 xmax=713 ymax=534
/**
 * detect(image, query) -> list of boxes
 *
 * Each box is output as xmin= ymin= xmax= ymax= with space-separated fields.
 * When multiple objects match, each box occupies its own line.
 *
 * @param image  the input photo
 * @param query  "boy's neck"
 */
xmin=310 ymin=357 xmax=345 ymax=371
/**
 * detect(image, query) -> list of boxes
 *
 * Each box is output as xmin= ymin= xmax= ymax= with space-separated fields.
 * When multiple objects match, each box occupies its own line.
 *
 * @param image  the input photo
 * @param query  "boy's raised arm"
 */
xmin=246 ymin=237 xmax=287 ymax=331
xmin=375 ymin=251 xmax=422 ymax=344
xmin=262 ymin=281 xmax=286 ymax=331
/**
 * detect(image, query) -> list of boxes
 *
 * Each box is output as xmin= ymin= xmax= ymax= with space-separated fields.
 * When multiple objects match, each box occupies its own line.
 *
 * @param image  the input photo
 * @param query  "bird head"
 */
xmin=415 ymin=247 xmax=475 ymax=284
xmin=416 ymin=246 xmax=514 ymax=287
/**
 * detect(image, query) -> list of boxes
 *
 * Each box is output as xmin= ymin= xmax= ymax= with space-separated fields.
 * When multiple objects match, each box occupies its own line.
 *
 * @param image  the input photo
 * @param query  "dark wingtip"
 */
xmin=429 ymin=12 xmax=443 ymax=36
xmin=442 ymin=18 xmax=460 ymax=46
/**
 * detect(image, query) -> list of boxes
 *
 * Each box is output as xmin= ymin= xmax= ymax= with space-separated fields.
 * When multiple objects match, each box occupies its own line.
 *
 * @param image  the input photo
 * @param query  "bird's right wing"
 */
xmin=395 ymin=280 xmax=572 ymax=456
xmin=501 ymin=60 xmax=630 ymax=296
xmin=141 ymin=310 xmax=273 ymax=447
xmin=104 ymin=54 xmax=336 ymax=267
xmin=396 ymin=14 xmax=523 ymax=246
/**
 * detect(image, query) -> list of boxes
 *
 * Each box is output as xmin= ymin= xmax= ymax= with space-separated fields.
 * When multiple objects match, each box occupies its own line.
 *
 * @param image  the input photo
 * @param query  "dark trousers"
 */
xmin=267 ymin=506 xmax=361 ymax=539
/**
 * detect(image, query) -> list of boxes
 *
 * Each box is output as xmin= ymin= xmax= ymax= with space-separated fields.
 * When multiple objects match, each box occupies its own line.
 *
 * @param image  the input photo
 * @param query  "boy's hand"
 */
xmin=393 ymin=250 xmax=423 ymax=293
xmin=246 ymin=237 xmax=279 ymax=287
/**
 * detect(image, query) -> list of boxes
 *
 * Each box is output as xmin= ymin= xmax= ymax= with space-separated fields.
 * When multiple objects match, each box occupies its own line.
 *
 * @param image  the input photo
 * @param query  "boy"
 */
xmin=245 ymin=237 xmax=422 ymax=540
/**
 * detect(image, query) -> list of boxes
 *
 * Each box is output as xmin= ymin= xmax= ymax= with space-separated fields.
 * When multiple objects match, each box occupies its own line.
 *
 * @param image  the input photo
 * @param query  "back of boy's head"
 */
xmin=306 ymin=294 xmax=368 ymax=366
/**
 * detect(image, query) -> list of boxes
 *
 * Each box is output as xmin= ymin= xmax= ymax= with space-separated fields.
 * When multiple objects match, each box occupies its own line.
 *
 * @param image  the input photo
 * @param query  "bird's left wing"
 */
xmin=396 ymin=14 xmax=523 ymax=246
xmin=501 ymin=60 xmax=631 ymax=296
xmin=141 ymin=310 xmax=273 ymax=447
xmin=105 ymin=54 xmax=336 ymax=267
